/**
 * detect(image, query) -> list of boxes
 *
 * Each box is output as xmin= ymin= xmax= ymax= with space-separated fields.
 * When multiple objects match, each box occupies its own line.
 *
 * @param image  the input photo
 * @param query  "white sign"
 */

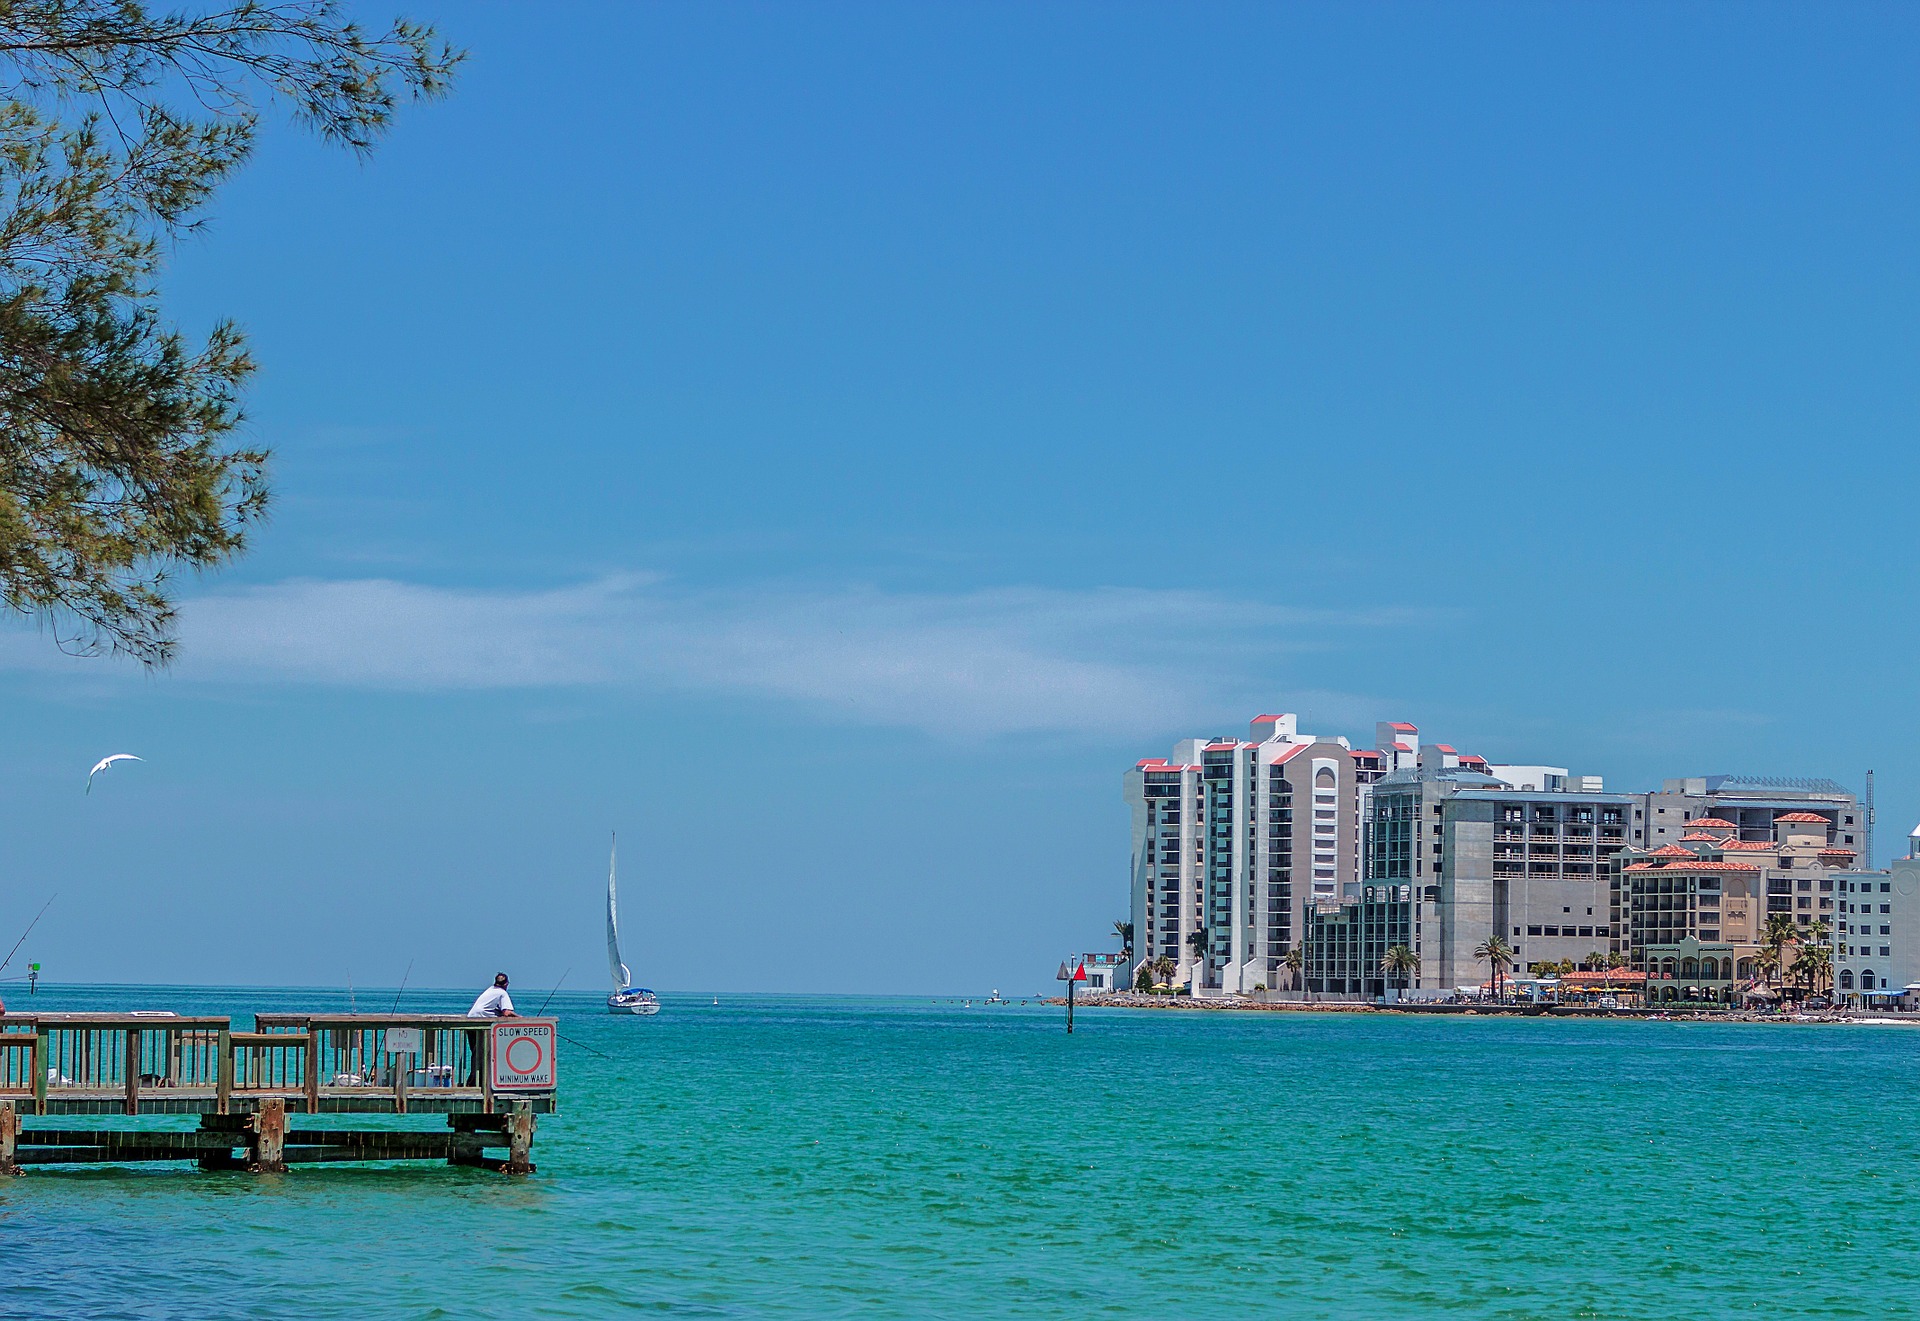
xmin=385 ymin=1027 xmax=424 ymax=1056
xmin=490 ymin=1018 xmax=557 ymax=1092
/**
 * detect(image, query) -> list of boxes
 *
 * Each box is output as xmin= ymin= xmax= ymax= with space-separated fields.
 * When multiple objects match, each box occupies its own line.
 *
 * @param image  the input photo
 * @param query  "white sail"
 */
xmin=607 ymin=834 xmax=631 ymax=991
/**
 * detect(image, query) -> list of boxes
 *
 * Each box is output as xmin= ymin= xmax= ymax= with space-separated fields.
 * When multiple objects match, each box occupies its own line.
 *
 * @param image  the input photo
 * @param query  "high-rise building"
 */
xmin=1125 ymin=714 xmax=1360 ymax=994
xmin=1366 ymin=769 xmax=1637 ymax=990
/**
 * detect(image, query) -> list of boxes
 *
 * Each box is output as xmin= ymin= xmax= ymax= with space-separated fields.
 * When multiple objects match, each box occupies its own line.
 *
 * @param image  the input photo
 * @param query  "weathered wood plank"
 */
xmin=17 ymin=1129 xmax=246 ymax=1151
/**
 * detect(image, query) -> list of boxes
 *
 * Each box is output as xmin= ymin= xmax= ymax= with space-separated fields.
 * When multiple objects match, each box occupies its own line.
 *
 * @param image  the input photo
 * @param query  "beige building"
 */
xmin=1621 ymin=810 xmax=1851 ymax=1001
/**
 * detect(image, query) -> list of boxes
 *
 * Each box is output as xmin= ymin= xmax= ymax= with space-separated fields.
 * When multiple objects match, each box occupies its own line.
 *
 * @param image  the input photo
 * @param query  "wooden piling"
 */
xmin=251 ymin=1097 xmax=287 ymax=1173
xmin=0 ymin=1101 xmax=19 ymax=1176
xmin=506 ymin=1102 xmax=535 ymax=1175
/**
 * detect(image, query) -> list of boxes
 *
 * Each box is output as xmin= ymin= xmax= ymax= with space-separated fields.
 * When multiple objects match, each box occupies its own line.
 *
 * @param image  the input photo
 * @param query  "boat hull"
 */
xmin=608 ymin=990 xmax=660 ymax=1016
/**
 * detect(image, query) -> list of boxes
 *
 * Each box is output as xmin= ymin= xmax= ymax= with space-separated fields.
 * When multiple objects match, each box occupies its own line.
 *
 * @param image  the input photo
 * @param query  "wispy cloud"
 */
xmin=1 ymin=576 xmax=1425 ymax=738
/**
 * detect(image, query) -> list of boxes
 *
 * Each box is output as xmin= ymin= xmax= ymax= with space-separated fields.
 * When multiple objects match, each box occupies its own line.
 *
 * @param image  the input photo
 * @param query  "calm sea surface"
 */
xmin=4 ymin=985 xmax=1918 ymax=1319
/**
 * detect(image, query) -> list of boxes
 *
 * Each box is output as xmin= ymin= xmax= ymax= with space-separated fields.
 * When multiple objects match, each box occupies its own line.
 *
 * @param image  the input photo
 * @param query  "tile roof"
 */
xmin=1559 ymin=969 xmax=1649 ymax=985
xmin=1650 ymin=844 xmax=1698 ymax=857
xmin=1687 ymin=817 xmax=1738 ymax=829
xmin=1776 ymin=812 xmax=1832 ymax=824
xmin=1721 ymin=840 xmax=1775 ymax=851
xmin=1661 ymin=860 xmax=1759 ymax=871
xmin=1679 ymin=832 xmax=1722 ymax=842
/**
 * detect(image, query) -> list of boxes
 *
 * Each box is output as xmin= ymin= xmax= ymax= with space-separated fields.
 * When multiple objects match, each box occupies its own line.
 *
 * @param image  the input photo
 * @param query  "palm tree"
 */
xmin=1605 ymin=950 xmax=1628 ymax=970
xmin=1475 ymin=935 xmax=1515 ymax=1001
xmin=1113 ymin=919 xmax=1134 ymax=961
xmin=1282 ymin=944 xmax=1306 ymax=1001
xmin=1150 ymin=955 xmax=1177 ymax=990
xmin=1381 ymin=945 xmax=1419 ymax=997
xmin=1792 ymin=944 xmax=1833 ymax=998
xmin=1758 ymin=912 xmax=1800 ymax=995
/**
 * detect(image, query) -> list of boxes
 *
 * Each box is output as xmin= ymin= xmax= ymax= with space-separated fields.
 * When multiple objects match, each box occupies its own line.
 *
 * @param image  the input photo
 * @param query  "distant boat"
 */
xmin=605 ymin=834 xmax=660 ymax=1016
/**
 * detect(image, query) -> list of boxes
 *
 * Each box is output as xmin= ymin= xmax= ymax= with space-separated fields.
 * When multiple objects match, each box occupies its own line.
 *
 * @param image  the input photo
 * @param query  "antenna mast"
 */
xmin=1865 ymin=769 xmax=1876 ymax=870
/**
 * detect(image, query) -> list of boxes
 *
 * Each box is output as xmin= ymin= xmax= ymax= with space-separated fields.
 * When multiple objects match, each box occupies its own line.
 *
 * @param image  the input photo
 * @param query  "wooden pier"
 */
xmin=0 ymin=1012 xmax=558 ymax=1174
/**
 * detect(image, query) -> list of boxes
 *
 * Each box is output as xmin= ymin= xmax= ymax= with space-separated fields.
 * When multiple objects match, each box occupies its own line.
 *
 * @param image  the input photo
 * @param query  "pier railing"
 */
xmin=0 ymin=1013 xmax=553 ymax=1116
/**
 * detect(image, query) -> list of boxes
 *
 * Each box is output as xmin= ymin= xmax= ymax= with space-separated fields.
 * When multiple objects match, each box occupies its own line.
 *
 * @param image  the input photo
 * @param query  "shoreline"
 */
xmin=1050 ymin=992 xmax=1917 ymax=1024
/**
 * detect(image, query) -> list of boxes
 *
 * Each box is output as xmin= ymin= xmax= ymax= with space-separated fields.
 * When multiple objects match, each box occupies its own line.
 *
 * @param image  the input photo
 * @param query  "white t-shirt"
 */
xmin=467 ymin=985 xmax=514 ymax=1017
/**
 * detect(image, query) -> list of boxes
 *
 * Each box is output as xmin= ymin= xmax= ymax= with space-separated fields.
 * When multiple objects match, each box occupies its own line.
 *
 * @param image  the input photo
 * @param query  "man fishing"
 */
xmin=463 ymin=972 xmax=518 ymax=1085
xmin=467 ymin=972 xmax=519 ymax=1020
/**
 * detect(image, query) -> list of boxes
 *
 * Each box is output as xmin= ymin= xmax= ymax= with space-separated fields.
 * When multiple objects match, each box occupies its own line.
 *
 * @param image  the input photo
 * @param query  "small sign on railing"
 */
xmin=490 ymin=1019 xmax=557 ymax=1092
xmin=385 ymin=1027 xmax=424 ymax=1056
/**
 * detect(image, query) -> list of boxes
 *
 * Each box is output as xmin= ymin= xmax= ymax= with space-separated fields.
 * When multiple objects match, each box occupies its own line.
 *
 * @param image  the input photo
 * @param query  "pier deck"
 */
xmin=0 ymin=1012 xmax=557 ymax=1173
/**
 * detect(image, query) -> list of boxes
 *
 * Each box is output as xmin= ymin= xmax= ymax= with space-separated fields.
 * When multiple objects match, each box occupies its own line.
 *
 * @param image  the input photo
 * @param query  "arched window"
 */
xmin=1840 ymin=971 xmax=1855 ymax=990
xmin=1660 ymin=958 xmax=1676 ymax=978
xmin=1315 ymin=767 xmax=1336 ymax=788
xmin=1701 ymin=958 xmax=1719 ymax=979
xmin=1736 ymin=958 xmax=1754 ymax=979
xmin=1861 ymin=970 xmax=1876 ymax=992
xmin=1680 ymin=958 xmax=1698 ymax=979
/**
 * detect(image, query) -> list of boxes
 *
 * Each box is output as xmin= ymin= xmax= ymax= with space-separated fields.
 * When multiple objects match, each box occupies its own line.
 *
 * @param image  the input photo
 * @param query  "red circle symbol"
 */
xmin=504 ymin=1035 xmax=545 ymax=1075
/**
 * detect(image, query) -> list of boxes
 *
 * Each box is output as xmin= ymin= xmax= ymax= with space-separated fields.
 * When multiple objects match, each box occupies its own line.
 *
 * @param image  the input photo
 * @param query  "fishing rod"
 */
xmin=390 ymin=959 xmax=414 ymax=1014
xmin=536 ymin=966 xmax=571 ymax=1015
xmin=0 ymin=895 xmax=55 ymax=978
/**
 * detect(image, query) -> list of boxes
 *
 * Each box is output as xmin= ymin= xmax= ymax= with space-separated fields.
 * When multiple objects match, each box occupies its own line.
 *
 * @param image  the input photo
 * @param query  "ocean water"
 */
xmin=4 ymin=985 xmax=1918 ymax=1319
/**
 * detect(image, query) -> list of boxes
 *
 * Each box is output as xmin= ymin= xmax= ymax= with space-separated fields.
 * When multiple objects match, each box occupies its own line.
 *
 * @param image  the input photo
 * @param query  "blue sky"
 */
xmin=3 ymin=1 xmax=1918 ymax=994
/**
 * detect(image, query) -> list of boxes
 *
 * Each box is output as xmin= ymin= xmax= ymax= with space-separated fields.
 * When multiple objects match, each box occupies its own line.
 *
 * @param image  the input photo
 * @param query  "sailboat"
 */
xmin=606 ymin=834 xmax=660 ymax=1016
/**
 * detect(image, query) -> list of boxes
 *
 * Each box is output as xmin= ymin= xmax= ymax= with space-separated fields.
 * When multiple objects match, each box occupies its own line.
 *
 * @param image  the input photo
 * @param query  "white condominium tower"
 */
xmin=1125 ymin=714 xmax=1361 ymax=995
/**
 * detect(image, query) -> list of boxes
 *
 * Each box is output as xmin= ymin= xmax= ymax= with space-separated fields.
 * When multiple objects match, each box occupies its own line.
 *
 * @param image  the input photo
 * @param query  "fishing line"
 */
xmin=555 ymin=1029 xmax=608 ymax=1059
xmin=390 ymin=959 xmax=414 ymax=1013
xmin=0 ymin=895 xmax=55 ymax=978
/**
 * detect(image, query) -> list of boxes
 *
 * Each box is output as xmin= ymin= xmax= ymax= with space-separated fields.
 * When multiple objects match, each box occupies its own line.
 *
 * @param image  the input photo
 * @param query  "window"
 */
xmin=1527 ymin=926 xmax=1542 ymax=936
xmin=1882 ymin=948 xmax=1892 ymax=958
xmin=1882 ymin=883 xmax=1893 ymax=894
xmin=1882 ymin=904 xmax=1892 ymax=915
xmin=1882 ymin=926 xmax=1891 ymax=936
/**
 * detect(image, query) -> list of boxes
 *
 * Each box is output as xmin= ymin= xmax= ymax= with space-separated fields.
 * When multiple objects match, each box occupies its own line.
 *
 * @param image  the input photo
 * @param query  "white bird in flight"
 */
xmin=86 ymin=754 xmax=142 ymax=794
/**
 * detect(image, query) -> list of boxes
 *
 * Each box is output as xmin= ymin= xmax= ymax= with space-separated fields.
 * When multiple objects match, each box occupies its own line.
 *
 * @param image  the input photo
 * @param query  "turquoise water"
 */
xmin=5 ymin=986 xmax=1919 ymax=1319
